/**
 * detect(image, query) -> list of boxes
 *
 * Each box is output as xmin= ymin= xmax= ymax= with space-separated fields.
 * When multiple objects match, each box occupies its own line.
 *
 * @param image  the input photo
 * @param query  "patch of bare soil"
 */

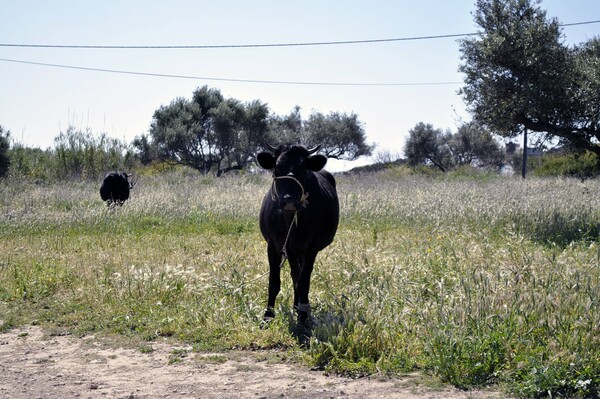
xmin=0 ymin=326 xmax=505 ymax=399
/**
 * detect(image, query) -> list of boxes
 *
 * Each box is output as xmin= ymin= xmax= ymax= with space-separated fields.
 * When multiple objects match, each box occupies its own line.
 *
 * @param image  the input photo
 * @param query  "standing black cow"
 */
xmin=257 ymin=144 xmax=339 ymax=324
xmin=100 ymin=171 xmax=135 ymax=206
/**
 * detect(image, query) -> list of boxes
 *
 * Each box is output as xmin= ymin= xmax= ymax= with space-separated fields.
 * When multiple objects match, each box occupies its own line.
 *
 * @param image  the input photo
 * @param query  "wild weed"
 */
xmin=0 ymin=172 xmax=599 ymax=396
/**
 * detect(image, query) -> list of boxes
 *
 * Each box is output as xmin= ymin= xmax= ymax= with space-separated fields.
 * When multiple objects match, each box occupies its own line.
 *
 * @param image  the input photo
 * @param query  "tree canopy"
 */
xmin=404 ymin=121 xmax=504 ymax=172
xmin=269 ymin=106 xmax=373 ymax=160
xmin=404 ymin=122 xmax=453 ymax=172
xmin=137 ymin=86 xmax=372 ymax=175
xmin=459 ymin=0 xmax=600 ymax=157
xmin=304 ymin=110 xmax=373 ymax=159
xmin=449 ymin=122 xmax=505 ymax=168
xmin=139 ymin=86 xmax=270 ymax=175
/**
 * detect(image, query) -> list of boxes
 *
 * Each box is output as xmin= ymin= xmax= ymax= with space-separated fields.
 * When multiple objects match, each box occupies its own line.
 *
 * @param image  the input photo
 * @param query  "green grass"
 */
xmin=1 ymin=170 xmax=599 ymax=397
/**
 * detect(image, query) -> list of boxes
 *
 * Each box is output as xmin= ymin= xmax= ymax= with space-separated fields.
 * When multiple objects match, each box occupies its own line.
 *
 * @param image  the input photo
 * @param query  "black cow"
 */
xmin=100 ymin=171 xmax=135 ymax=206
xmin=257 ymin=144 xmax=339 ymax=324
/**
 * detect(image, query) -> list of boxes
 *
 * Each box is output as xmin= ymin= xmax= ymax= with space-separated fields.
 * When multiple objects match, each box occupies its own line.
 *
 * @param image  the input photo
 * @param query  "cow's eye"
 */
xmin=273 ymin=167 xmax=284 ymax=177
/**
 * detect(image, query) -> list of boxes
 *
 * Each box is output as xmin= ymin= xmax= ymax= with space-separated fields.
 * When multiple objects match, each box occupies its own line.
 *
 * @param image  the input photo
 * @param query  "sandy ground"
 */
xmin=0 ymin=325 xmax=505 ymax=399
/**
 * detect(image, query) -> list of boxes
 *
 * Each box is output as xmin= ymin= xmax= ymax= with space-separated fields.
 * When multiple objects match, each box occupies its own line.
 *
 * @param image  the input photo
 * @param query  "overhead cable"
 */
xmin=0 ymin=20 xmax=597 ymax=50
xmin=0 ymin=57 xmax=462 ymax=86
xmin=0 ymin=33 xmax=477 ymax=49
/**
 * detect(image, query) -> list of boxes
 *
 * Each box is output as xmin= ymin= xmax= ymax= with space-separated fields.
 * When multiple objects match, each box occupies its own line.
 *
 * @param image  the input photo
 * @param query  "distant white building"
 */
xmin=506 ymin=142 xmax=543 ymax=157
xmin=526 ymin=147 xmax=543 ymax=157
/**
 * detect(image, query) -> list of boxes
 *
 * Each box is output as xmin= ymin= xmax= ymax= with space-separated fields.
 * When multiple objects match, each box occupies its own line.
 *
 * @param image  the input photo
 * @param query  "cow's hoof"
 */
xmin=297 ymin=311 xmax=312 ymax=326
xmin=261 ymin=308 xmax=275 ymax=329
xmin=296 ymin=303 xmax=312 ymax=325
xmin=260 ymin=318 xmax=272 ymax=330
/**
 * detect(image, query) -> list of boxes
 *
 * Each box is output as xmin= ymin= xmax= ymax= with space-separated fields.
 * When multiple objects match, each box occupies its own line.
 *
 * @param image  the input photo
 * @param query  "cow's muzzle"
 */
xmin=271 ymin=176 xmax=310 ymax=211
xmin=281 ymin=194 xmax=300 ymax=212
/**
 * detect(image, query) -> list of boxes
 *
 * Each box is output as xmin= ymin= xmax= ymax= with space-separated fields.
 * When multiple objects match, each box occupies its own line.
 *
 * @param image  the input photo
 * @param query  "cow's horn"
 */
xmin=266 ymin=142 xmax=278 ymax=151
xmin=307 ymin=144 xmax=321 ymax=154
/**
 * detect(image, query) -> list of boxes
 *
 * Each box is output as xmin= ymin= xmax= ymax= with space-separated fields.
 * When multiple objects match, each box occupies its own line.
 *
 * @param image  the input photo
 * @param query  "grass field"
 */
xmin=1 ymin=169 xmax=599 ymax=397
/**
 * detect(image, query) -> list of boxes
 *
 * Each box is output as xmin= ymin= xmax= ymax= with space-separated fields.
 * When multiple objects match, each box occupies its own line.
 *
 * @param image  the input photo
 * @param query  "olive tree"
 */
xmin=459 ymin=0 xmax=600 ymax=157
xmin=404 ymin=122 xmax=453 ymax=172
xmin=268 ymin=107 xmax=373 ymax=161
xmin=303 ymin=111 xmax=373 ymax=160
xmin=141 ymin=88 xmax=373 ymax=174
xmin=449 ymin=122 xmax=504 ymax=168
xmin=142 ymin=86 xmax=270 ymax=175
xmin=404 ymin=121 xmax=505 ymax=172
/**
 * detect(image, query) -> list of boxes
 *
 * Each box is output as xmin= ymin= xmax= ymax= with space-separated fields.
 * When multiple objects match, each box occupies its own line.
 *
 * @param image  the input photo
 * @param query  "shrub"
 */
xmin=534 ymin=151 xmax=600 ymax=179
xmin=0 ymin=126 xmax=10 ymax=178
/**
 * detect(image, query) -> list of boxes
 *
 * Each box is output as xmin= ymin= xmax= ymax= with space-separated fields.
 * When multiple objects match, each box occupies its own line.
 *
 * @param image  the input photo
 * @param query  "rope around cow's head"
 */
xmin=270 ymin=175 xmax=310 ymax=208
xmin=270 ymin=175 xmax=310 ymax=266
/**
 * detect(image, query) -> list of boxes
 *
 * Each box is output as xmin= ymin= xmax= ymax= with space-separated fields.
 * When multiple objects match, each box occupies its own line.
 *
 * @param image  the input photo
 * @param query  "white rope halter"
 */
xmin=270 ymin=175 xmax=310 ymax=208
xmin=270 ymin=175 xmax=310 ymax=267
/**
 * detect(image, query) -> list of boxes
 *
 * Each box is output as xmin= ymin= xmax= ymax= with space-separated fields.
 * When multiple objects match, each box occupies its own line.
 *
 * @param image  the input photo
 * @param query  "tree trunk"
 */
xmin=522 ymin=128 xmax=528 ymax=179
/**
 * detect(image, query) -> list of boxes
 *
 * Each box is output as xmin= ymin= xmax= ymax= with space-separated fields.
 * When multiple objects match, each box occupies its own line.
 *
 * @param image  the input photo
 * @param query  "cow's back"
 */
xmin=100 ymin=172 xmax=129 ymax=202
xmin=319 ymin=169 xmax=337 ymax=190
xmin=114 ymin=173 xmax=130 ymax=201
xmin=312 ymin=170 xmax=339 ymax=249
xmin=99 ymin=173 xmax=115 ymax=201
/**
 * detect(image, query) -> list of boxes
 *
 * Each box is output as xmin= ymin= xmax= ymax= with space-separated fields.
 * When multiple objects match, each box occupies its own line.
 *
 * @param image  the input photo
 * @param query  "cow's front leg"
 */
xmin=263 ymin=241 xmax=282 ymax=323
xmin=296 ymin=252 xmax=317 ymax=324
xmin=288 ymin=256 xmax=301 ymax=310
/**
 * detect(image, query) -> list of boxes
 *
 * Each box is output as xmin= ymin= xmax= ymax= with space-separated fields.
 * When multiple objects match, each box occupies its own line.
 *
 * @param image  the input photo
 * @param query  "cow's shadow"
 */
xmin=280 ymin=308 xmax=313 ymax=347
xmin=283 ymin=307 xmax=352 ymax=349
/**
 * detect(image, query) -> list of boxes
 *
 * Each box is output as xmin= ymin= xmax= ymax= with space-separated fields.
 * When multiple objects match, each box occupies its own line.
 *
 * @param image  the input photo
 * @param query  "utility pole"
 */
xmin=522 ymin=127 xmax=528 ymax=179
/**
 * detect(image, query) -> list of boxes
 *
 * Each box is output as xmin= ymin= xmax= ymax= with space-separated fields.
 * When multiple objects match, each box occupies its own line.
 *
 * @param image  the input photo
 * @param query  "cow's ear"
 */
xmin=307 ymin=154 xmax=327 ymax=171
xmin=256 ymin=152 xmax=276 ymax=170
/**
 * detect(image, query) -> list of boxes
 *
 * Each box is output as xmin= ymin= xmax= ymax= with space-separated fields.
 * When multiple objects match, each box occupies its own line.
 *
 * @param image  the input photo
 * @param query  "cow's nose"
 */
xmin=281 ymin=194 xmax=298 ymax=212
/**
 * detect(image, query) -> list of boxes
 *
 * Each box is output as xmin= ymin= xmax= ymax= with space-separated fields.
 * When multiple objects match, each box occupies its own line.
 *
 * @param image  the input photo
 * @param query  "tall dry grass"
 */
xmin=0 ymin=169 xmax=598 ymax=397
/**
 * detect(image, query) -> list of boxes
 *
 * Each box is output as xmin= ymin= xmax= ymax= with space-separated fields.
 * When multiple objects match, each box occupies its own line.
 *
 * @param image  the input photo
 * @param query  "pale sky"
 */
xmin=1 ymin=1 xmax=598 ymax=170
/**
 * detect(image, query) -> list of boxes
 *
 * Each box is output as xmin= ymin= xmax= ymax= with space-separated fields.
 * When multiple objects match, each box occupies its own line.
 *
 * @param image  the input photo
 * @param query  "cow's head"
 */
xmin=123 ymin=172 xmax=137 ymax=190
xmin=257 ymin=144 xmax=327 ymax=212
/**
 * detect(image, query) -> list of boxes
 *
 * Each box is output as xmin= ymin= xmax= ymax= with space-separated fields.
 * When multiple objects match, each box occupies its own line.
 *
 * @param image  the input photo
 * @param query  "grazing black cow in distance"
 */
xmin=100 ymin=171 xmax=135 ymax=206
xmin=257 ymin=144 xmax=339 ymax=325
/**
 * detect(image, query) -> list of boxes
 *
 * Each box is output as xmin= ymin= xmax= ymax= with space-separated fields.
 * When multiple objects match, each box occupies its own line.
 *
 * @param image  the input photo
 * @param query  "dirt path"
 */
xmin=0 ymin=326 xmax=504 ymax=399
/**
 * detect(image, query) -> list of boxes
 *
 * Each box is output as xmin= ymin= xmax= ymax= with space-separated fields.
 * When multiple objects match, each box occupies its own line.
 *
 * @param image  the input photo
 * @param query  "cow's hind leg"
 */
xmin=263 ymin=242 xmax=282 ymax=323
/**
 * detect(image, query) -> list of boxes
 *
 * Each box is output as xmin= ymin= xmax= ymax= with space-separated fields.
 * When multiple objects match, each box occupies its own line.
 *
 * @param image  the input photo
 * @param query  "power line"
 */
xmin=562 ymin=19 xmax=600 ymax=27
xmin=0 ymin=20 xmax=597 ymax=50
xmin=2 ymin=19 xmax=595 ymax=87
xmin=0 ymin=57 xmax=463 ymax=87
xmin=0 ymin=33 xmax=477 ymax=49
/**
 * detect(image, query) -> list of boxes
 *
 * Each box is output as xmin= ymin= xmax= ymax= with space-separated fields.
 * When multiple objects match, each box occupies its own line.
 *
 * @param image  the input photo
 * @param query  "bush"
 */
xmin=0 ymin=126 xmax=10 ymax=178
xmin=534 ymin=151 xmax=600 ymax=179
xmin=7 ymin=126 xmax=138 ymax=182
xmin=8 ymin=144 xmax=53 ymax=181
xmin=53 ymin=126 xmax=137 ymax=180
